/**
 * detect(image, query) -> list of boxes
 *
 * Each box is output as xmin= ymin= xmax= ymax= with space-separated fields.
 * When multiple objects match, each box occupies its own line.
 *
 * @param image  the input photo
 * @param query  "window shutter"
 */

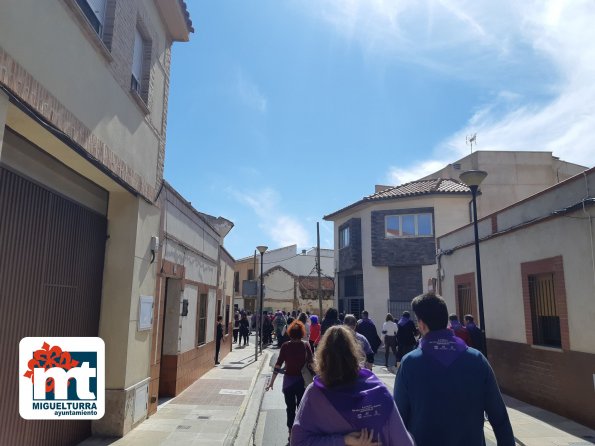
xmin=132 ymin=28 xmax=144 ymax=83
xmin=86 ymin=0 xmax=106 ymax=24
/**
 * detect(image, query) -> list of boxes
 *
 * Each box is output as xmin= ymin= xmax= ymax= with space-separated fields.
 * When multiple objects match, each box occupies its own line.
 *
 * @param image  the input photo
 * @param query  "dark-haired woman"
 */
xmin=266 ymin=321 xmax=313 ymax=443
xmin=320 ymin=307 xmax=341 ymax=338
xmin=292 ymin=325 xmax=414 ymax=446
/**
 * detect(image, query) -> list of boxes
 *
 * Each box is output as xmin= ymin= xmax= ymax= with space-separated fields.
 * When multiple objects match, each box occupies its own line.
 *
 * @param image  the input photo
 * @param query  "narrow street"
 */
xmin=255 ymin=348 xmax=502 ymax=446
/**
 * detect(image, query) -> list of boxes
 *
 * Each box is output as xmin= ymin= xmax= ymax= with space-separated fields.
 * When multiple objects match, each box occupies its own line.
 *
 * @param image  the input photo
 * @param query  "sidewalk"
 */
xmin=79 ymin=334 xmax=271 ymax=446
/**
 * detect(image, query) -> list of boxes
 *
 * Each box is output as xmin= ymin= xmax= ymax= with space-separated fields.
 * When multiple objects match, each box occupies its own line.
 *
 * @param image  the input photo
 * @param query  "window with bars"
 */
xmin=197 ymin=293 xmax=208 ymax=346
xmin=457 ymin=283 xmax=473 ymax=321
xmin=528 ymin=273 xmax=561 ymax=347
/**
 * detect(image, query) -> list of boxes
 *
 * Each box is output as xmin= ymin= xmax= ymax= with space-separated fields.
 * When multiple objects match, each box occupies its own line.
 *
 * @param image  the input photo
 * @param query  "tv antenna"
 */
xmin=466 ymin=133 xmax=477 ymax=153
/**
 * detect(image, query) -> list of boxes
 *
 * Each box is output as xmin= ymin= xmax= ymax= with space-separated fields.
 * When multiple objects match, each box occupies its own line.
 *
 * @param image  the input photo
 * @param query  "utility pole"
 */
xmin=317 ymin=222 xmax=323 ymax=317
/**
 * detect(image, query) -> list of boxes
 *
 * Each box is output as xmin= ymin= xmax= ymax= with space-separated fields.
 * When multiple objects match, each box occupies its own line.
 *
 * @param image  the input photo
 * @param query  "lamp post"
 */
xmin=459 ymin=170 xmax=488 ymax=357
xmin=256 ymin=245 xmax=268 ymax=360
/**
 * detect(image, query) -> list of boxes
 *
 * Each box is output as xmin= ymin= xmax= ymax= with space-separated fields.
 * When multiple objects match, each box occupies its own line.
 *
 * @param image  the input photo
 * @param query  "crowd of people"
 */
xmin=255 ymin=295 xmax=512 ymax=446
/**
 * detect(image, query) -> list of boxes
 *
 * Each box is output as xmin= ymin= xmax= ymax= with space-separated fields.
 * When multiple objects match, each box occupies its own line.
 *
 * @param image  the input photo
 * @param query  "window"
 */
xmin=76 ymin=0 xmax=106 ymax=37
xmin=234 ymin=271 xmax=240 ymax=293
xmin=247 ymin=269 xmax=254 ymax=281
xmin=528 ymin=273 xmax=561 ymax=347
xmin=339 ymin=226 xmax=350 ymax=248
xmin=197 ymin=293 xmax=207 ymax=346
xmin=385 ymin=213 xmax=433 ymax=238
xmin=457 ymin=283 xmax=473 ymax=321
xmin=131 ymin=27 xmax=145 ymax=95
xmin=225 ymin=304 xmax=230 ymax=335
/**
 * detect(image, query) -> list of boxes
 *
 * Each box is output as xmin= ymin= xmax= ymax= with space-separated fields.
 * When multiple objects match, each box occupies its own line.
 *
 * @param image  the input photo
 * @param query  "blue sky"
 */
xmin=165 ymin=0 xmax=595 ymax=259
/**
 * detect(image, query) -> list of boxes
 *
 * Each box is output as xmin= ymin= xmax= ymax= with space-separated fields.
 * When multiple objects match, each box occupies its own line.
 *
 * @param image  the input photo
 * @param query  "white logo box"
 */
xmin=19 ymin=337 xmax=105 ymax=420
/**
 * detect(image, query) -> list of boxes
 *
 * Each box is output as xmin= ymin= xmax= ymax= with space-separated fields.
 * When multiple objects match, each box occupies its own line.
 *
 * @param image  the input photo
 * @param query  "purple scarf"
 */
xmin=420 ymin=329 xmax=468 ymax=367
xmin=449 ymin=320 xmax=463 ymax=331
xmin=314 ymin=369 xmax=393 ymax=440
xmin=397 ymin=317 xmax=409 ymax=327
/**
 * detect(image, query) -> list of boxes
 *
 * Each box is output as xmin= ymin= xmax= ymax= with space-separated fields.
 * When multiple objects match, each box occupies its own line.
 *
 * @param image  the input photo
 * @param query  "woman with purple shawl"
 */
xmin=292 ymin=325 xmax=414 ymax=446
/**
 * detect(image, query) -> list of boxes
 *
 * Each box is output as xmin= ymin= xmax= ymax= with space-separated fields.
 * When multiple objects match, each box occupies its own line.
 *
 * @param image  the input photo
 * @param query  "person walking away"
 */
xmin=356 ymin=310 xmax=381 ymax=354
xmin=396 ymin=311 xmax=417 ymax=366
xmin=215 ymin=316 xmax=225 ymax=365
xmin=394 ymin=293 xmax=514 ymax=446
xmin=343 ymin=314 xmax=374 ymax=370
xmin=273 ymin=311 xmax=288 ymax=347
xmin=266 ymin=321 xmax=314 ymax=443
xmin=238 ymin=312 xmax=250 ymax=347
xmin=292 ymin=325 xmax=414 ymax=446
xmin=382 ymin=313 xmax=398 ymax=368
xmin=298 ymin=312 xmax=310 ymax=343
xmin=320 ymin=307 xmax=342 ymax=338
xmin=448 ymin=314 xmax=471 ymax=346
xmin=309 ymin=315 xmax=321 ymax=351
xmin=233 ymin=312 xmax=240 ymax=344
xmin=262 ymin=311 xmax=273 ymax=346
xmin=464 ymin=314 xmax=485 ymax=354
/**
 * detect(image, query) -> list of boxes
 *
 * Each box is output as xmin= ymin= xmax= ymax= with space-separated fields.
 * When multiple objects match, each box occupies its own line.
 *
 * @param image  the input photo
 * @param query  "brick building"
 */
xmin=0 ymin=0 xmax=192 ymax=443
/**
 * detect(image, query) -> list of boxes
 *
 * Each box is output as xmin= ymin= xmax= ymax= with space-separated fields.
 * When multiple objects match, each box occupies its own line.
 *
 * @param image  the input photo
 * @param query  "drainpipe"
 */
xmin=583 ymin=172 xmax=595 ymax=296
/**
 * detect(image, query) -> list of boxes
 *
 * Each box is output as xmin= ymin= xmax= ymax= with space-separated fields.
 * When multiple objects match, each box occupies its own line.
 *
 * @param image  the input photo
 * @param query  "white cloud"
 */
xmin=386 ymin=160 xmax=447 ymax=185
xmin=299 ymin=0 xmax=595 ymax=178
xmin=228 ymin=187 xmax=311 ymax=249
xmin=236 ymin=69 xmax=267 ymax=113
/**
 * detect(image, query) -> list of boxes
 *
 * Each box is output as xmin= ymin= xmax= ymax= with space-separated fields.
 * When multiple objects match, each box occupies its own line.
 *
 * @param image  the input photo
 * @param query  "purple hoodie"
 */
xmin=291 ymin=369 xmax=414 ymax=446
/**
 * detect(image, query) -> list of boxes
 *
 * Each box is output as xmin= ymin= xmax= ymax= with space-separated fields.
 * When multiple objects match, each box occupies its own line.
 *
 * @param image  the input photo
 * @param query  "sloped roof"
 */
xmin=324 ymin=178 xmax=471 ymax=220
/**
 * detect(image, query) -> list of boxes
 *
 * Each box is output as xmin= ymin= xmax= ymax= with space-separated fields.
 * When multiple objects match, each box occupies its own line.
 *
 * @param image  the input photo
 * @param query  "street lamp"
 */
xmin=255 ymin=245 xmax=268 ymax=360
xmin=459 ymin=170 xmax=488 ymax=357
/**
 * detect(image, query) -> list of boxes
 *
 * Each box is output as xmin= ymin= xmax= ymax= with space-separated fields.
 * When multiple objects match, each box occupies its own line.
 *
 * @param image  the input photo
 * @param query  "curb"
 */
xmin=223 ymin=350 xmax=271 ymax=446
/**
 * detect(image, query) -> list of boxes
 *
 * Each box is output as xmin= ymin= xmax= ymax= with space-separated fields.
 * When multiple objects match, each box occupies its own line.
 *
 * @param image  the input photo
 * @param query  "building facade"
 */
xmin=0 ymin=0 xmax=192 ymax=443
xmin=438 ymin=168 xmax=595 ymax=429
xmin=150 ymin=183 xmax=234 ymax=415
xmin=324 ymin=179 xmax=473 ymax=322
xmin=423 ymin=151 xmax=586 ymax=218
xmin=233 ymin=245 xmax=334 ymax=313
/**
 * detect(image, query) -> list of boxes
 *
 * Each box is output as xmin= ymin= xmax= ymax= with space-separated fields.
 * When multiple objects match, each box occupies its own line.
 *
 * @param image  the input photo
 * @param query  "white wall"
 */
xmin=180 ymin=284 xmax=198 ymax=353
xmin=439 ymin=171 xmax=595 ymax=354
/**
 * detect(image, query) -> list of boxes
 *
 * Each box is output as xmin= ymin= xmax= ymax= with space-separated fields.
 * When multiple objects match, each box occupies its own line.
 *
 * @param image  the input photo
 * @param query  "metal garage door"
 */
xmin=0 ymin=166 xmax=107 ymax=445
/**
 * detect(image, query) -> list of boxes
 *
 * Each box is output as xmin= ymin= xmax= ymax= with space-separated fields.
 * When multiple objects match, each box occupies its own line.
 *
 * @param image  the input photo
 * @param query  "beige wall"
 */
xmin=0 ymin=0 xmax=170 ymax=188
xmin=99 ymin=194 xmax=160 ymax=389
xmin=424 ymin=151 xmax=587 ymax=218
xmin=439 ymin=169 xmax=595 ymax=354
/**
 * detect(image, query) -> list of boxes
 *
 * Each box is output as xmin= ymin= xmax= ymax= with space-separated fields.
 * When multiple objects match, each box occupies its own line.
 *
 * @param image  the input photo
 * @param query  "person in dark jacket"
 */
xmin=233 ymin=312 xmax=240 ymax=344
xmin=320 ymin=307 xmax=341 ymax=338
xmin=396 ymin=311 xmax=418 ymax=364
xmin=394 ymin=293 xmax=514 ymax=446
xmin=464 ymin=314 xmax=485 ymax=354
xmin=238 ymin=313 xmax=250 ymax=347
xmin=355 ymin=310 xmax=382 ymax=354
xmin=215 ymin=316 xmax=225 ymax=365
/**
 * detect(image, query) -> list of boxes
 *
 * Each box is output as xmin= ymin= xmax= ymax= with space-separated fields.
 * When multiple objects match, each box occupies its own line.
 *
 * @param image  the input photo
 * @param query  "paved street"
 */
xmin=78 ymin=338 xmax=595 ymax=446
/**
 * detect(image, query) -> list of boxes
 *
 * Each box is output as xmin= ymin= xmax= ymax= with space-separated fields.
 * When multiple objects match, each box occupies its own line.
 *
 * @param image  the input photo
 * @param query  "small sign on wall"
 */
xmin=138 ymin=296 xmax=154 ymax=331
